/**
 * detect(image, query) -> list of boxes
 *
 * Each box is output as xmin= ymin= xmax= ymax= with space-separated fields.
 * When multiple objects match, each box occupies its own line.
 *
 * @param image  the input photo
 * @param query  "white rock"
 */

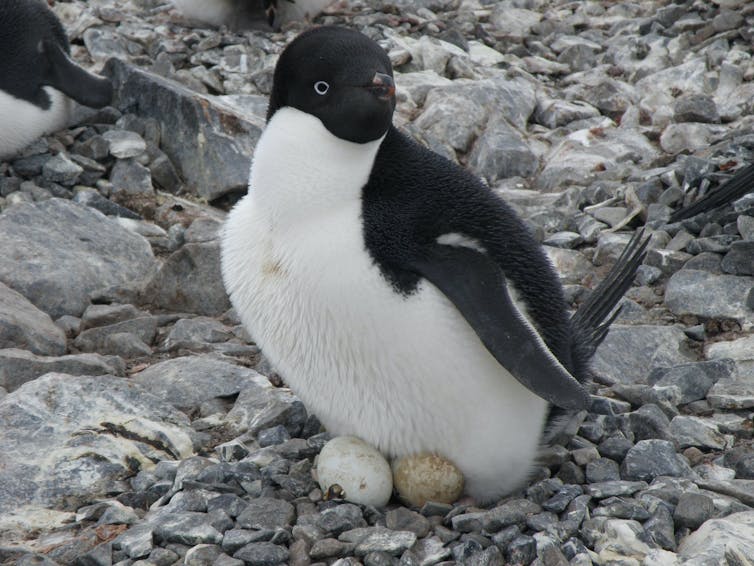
xmin=316 ymin=436 xmax=393 ymax=508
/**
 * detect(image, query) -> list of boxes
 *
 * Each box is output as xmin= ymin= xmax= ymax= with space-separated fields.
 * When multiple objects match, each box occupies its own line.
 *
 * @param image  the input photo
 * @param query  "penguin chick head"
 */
xmin=267 ymin=26 xmax=396 ymax=144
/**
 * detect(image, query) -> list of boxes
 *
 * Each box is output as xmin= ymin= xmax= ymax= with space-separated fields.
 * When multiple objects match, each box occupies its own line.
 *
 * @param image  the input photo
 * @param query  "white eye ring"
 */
xmin=314 ymin=81 xmax=330 ymax=95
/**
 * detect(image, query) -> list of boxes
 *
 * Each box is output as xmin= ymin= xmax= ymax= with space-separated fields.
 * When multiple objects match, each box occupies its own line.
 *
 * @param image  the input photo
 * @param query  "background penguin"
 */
xmin=0 ymin=0 xmax=113 ymax=159
xmin=172 ymin=0 xmax=336 ymax=31
xmin=222 ymin=26 xmax=647 ymax=503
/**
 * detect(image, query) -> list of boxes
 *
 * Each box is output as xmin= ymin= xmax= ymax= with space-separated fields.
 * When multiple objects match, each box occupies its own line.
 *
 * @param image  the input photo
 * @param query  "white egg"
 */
xmin=316 ymin=436 xmax=393 ymax=507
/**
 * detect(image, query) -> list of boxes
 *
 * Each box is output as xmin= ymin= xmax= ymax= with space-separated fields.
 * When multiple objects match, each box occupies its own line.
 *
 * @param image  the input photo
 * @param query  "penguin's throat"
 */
xmin=249 ymin=107 xmax=384 ymax=220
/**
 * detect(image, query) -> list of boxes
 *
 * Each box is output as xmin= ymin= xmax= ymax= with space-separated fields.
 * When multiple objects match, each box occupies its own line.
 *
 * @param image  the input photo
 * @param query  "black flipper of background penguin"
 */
xmin=0 ymin=0 xmax=112 ymax=111
xmin=41 ymin=39 xmax=113 ymax=109
xmin=670 ymin=163 xmax=754 ymax=223
xmin=410 ymin=244 xmax=591 ymax=411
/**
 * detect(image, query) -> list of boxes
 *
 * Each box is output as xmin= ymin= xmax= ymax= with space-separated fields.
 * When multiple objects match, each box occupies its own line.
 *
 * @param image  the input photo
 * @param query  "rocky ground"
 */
xmin=2 ymin=0 xmax=754 ymax=564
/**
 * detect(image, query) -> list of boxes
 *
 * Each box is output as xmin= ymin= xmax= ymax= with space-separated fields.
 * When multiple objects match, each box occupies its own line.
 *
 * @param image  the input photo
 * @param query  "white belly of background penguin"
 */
xmin=222 ymin=26 xmax=646 ymax=503
xmin=0 ymin=0 xmax=112 ymax=159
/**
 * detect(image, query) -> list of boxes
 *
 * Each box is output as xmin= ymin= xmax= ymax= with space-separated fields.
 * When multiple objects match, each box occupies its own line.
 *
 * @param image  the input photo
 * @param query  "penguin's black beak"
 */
xmin=365 ymin=72 xmax=395 ymax=101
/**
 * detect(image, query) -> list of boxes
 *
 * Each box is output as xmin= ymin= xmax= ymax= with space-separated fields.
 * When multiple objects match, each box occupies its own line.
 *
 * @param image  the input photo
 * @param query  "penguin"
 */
xmin=0 ymin=0 xmax=113 ymax=159
xmin=172 ymin=0 xmax=334 ymax=31
xmin=222 ymin=26 xmax=647 ymax=502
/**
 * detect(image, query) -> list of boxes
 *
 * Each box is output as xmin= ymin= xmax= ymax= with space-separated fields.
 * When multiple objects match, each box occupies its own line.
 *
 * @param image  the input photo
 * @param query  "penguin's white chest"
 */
xmin=222 ymin=108 xmax=549 ymax=501
xmin=0 ymin=88 xmax=71 ymax=159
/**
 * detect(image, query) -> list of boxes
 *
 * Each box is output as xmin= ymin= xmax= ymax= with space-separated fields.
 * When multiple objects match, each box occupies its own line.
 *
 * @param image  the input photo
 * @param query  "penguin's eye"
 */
xmin=314 ymin=81 xmax=330 ymax=95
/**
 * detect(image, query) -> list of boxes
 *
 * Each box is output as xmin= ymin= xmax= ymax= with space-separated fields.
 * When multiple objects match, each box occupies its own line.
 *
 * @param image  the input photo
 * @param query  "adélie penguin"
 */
xmin=0 ymin=0 xmax=113 ymax=159
xmin=222 ymin=26 xmax=647 ymax=502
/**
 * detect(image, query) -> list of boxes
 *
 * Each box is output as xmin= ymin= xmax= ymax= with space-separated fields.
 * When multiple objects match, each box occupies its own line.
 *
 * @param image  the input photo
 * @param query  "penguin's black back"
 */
xmin=0 ymin=0 xmax=70 ymax=109
xmin=362 ymin=126 xmax=586 ymax=378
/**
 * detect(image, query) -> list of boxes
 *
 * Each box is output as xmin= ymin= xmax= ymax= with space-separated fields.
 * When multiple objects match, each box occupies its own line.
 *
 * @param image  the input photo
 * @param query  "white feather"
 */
xmin=0 ymin=87 xmax=71 ymax=159
xmin=222 ymin=107 xmax=549 ymax=501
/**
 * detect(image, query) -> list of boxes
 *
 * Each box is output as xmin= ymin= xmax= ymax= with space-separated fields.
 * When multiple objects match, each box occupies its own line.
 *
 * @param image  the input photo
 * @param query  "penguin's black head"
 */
xmin=267 ymin=26 xmax=396 ymax=144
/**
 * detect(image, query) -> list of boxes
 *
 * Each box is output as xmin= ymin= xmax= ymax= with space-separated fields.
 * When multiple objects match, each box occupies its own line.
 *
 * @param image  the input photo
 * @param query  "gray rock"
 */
xmin=74 ymin=317 xmax=157 ymax=353
xmin=0 ymin=373 xmax=194 ymax=539
xmin=660 ymin=122 xmax=727 ymax=154
xmin=644 ymin=248 xmax=693 ymax=275
xmin=542 ymin=247 xmax=593 ymax=284
xmin=113 ymin=523 xmax=154 ymax=559
xmin=105 ymin=59 xmax=264 ymax=202
xmin=467 ymin=116 xmax=538 ymax=182
xmin=648 ymin=359 xmax=734 ymax=405
xmin=665 ymin=270 xmax=754 ymax=322
xmin=534 ymin=96 xmax=600 ymax=129
xmin=225 ymin=381 xmax=303 ymax=436
xmin=42 ymin=153 xmax=83 ymax=186
xmin=707 ymin=377 xmax=754 ymax=410
xmin=72 ymin=186 xmax=142 ymax=219
xmin=678 ymin=511 xmax=754 ymax=564
xmin=102 ymin=130 xmax=148 ymax=159
xmin=592 ymin=325 xmax=695 ymax=384
xmin=235 ymin=497 xmax=295 ymax=530
xmin=316 ymin=504 xmax=367 ymax=536
xmin=153 ymin=512 xmax=223 ymax=545
xmin=674 ymin=492 xmax=714 ymax=530
xmin=0 ymin=282 xmax=66 ymax=357
xmin=384 ymin=507 xmax=431 ymax=538
xmin=670 ymin=416 xmax=730 ymax=450
xmin=644 ymin=504 xmax=676 ymax=551
xmin=415 ymin=76 xmax=536 ymax=153
xmin=144 ymin=242 xmax=231 ymax=316
xmin=0 ymin=348 xmax=124 ymax=392
xmin=721 ymin=241 xmax=754 ymax=275
xmin=673 ymin=94 xmax=720 ymax=123
xmin=132 ymin=356 xmax=272 ymax=415
xmin=507 ymin=534 xmax=536 ymax=564
xmin=628 ymin=404 xmax=674 ymax=442
xmin=621 ymin=440 xmax=694 ymax=482
xmin=593 ymin=496 xmax=650 ymax=521
xmin=352 ymin=527 xmax=417 ymax=557
xmin=164 ymin=317 xmax=233 ymax=350
xmin=185 ymin=218 xmax=222 ymax=243
xmin=0 ymin=199 xmax=157 ymax=318
xmin=233 ymin=541 xmax=288 ymax=566
xmin=82 ymin=303 xmax=148 ymax=330
xmin=110 ymin=158 xmax=154 ymax=198
xmin=586 ymin=458 xmax=622 ymax=484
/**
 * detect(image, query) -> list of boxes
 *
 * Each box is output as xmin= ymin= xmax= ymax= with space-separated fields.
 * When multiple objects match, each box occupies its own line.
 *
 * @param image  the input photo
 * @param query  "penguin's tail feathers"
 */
xmin=670 ymin=162 xmax=754 ymax=223
xmin=570 ymin=228 xmax=649 ymax=361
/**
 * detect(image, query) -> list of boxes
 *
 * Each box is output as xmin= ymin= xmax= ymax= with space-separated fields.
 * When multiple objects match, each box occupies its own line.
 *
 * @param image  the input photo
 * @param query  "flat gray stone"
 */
xmin=74 ymin=317 xmax=158 ymax=353
xmin=665 ymin=270 xmax=754 ymax=322
xmin=105 ymin=59 xmax=264 ymax=202
xmin=236 ymin=497 xmax=295 ymax=530
xmin=0 ymin=199 xmax=158 ymax=318
xmin=102 ymin=130 xmax=147 ymax=159
xmin=621 ymin=439 xmax=694 ymax=482
xmin=131 ymin=356 xmax=272 ymax=414
xmin=670 ymin=416 xmax=730 ymax=450
xmin=0 ymin=282 xmax=66 ymax=357
xmin=0 ymin=348 xmax=125 ymax=392
xmin=144 ymin=242 xmax=231 ymax=316
xmin=592 ymin=325 xmax=696 ymax=384
xmin=0 ymin=373 xmax=194 ymax=540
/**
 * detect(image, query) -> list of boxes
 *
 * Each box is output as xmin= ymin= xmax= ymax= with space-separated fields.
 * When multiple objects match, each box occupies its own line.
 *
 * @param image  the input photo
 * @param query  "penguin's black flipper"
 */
xmin=670 ymin=163 xmax=754 ymax=223
xmin=41 ymin=39 xmax=113 ymax=108
xmin=410 ymin=244 xmax=590 ymax=410
xmin=570 ymin=229 xmax=648 ymax=360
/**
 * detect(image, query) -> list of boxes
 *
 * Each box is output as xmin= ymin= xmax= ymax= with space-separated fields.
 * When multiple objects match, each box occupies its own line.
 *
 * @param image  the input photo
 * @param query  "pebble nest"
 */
xmin=2 ymin=0 xmax=754 ymax=565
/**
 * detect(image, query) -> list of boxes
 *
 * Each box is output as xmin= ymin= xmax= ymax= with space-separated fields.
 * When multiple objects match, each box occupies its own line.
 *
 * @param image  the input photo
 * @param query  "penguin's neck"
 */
xmin=249 ymin=107 xmax=384 ymax=227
